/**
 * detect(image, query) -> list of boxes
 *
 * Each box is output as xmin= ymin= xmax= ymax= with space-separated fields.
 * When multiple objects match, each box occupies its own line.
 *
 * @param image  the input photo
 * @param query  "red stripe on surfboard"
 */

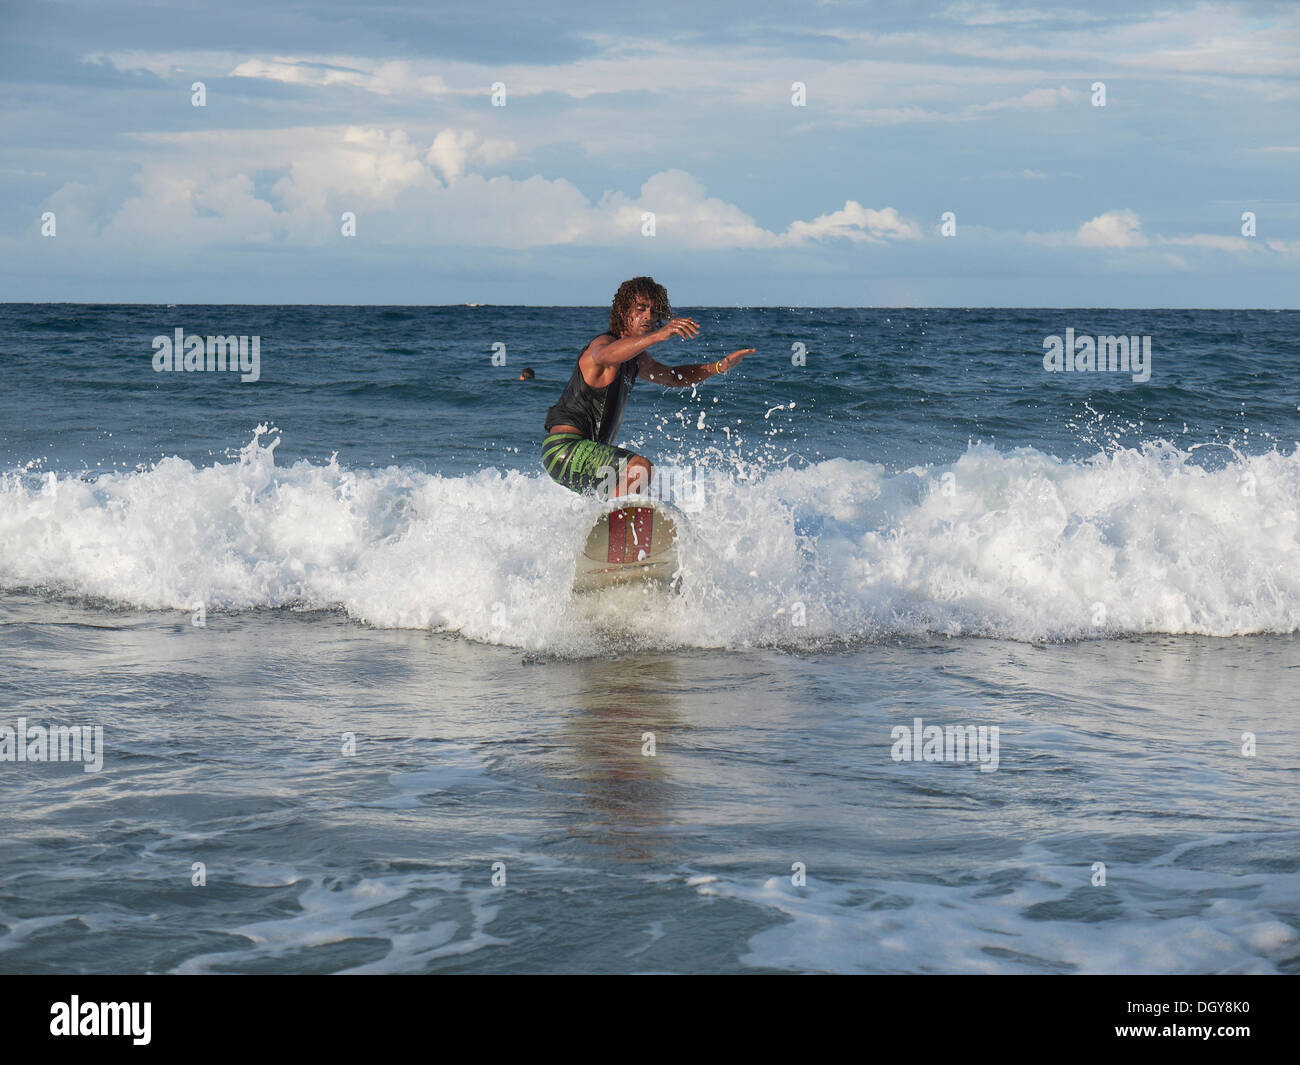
xmin=607 ymin=508 xmax=627 ymax=563
xmin=633 ymin=507 xmax=653 ymax=562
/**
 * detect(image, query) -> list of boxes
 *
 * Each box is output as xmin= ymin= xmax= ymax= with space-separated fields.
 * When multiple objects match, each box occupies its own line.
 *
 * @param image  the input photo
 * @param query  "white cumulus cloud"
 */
xmin=41 ymin=126 xmax=920 ymax=253
xmin=1077 ymin=209 xmax=1148 ymax=248
xmin=426 ymin=130 xmax=517 ymax=185
xmin=784 ymin=202 xmax=921 ymax=244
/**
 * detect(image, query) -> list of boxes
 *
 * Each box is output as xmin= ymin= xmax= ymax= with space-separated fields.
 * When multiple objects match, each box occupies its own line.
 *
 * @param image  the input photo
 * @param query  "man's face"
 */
xmin=626 ymin=297 xmax=654 ymax=335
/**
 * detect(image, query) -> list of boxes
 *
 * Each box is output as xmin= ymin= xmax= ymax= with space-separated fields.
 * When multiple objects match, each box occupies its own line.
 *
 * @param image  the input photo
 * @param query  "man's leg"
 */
xmin=615 ymin=454 xmax=653 ymax=497
xmin=542 ymin=432 xmax=648 ymax=500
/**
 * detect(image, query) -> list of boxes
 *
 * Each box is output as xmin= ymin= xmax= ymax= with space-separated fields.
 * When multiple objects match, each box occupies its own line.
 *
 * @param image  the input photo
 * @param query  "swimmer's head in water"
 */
xmin=519 ymin=367 xmax=535 ymax=380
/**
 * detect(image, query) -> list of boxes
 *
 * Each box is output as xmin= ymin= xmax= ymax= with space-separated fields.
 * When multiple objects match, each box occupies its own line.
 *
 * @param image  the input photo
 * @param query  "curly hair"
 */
xmin=608 ymin=277 xmax=672 ymax=338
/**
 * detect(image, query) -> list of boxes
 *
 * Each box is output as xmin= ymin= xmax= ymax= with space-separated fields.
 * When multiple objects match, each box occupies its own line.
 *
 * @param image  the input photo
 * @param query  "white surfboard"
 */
xmin=572 ymin=498 xmax=684 ymax=594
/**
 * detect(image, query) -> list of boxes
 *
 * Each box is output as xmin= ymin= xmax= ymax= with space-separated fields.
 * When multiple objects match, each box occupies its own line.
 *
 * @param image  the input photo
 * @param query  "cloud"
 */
xmin=83 ymin=0 xmax=1300 ymax=126
xmin=938 ymin=3 xmax=1101 ymax=26
xmin=1077 ymin=209 xmax=1148 ymax=249
xmin=601 ymin=170 xmax=767 ymax=247
xmin=583 ymin=171 xmax=921 ymax=249
xmin=426 ymin=130 xmax=517 ymax=184
xmin=1159 ymin=233 xmax=1253 ymax=253
xmin=39 ymin=127 xmax=918 ymax=252
xmin=783 ymin=202 xmax=921 ymax=244
xmin=42 ymin=181 xmax=107 ymax=237
xmin=229 ymin=57 xmax=382 ymax=91
xmin=1016 ymin=210 xmax=1298 ymax=261
xmin=287 ymin=127 xmax=432 ymax=210
xmin=969 ymin=85 xmax=1080 ymax=112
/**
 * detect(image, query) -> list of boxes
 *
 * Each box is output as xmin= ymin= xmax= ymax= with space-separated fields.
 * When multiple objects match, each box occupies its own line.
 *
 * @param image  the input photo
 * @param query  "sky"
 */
xmin=2 ymin=0 xmax=1297 ymax=306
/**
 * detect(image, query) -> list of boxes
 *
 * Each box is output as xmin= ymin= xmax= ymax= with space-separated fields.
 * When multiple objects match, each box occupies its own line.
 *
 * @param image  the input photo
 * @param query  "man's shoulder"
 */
xmin=580 ymin=332 xmax=619 ymax=362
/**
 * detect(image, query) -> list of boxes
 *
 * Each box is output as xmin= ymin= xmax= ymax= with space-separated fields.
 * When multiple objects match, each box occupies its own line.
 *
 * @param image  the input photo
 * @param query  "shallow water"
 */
xmin=1 ymin=592 xmax=1295 ymax=973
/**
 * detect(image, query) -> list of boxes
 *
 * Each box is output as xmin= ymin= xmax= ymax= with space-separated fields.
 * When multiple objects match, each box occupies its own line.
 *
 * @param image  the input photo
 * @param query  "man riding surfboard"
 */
xmin=542 ymin=276 xmax=755 ymax=498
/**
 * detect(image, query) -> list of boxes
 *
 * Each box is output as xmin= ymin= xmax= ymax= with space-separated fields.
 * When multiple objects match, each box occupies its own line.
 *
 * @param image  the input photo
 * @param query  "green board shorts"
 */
xmin=541 ymin=432 xmax=635 ymax=499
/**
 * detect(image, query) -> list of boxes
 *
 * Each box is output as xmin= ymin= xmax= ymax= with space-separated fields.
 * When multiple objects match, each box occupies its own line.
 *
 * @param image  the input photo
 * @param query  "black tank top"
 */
xmin=544 ymin=335 xmax=637 ymax=444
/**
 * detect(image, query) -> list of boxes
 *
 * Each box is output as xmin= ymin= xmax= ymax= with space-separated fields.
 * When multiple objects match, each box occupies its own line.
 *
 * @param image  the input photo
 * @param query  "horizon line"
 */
xmin=2 ymin=303 xmax=1296 ymax=312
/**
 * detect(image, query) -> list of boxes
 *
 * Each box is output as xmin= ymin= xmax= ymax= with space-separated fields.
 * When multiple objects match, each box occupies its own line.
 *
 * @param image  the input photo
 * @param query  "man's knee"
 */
xmin=622 ymin=454 xmax=652 ymax=495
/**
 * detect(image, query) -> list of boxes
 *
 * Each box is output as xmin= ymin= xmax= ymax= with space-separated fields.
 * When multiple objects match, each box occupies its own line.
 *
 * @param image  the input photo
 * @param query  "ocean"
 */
xmin=0 ymin=304 xmax=1296 ymax=974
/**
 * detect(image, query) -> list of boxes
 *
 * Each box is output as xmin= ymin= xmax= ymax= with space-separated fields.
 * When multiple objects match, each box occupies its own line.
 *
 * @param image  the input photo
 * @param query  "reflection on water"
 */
xmin=562 ymin=656 xmax=684 ymax=862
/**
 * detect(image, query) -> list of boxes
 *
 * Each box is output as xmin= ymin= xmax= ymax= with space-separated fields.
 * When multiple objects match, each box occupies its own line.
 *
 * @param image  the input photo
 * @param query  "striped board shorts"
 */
xmin=541 ymin=432 xmax=635 ymax=499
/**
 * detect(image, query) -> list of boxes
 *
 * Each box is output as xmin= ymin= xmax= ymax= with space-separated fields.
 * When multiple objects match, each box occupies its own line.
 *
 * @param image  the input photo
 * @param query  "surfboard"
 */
xmin=572 ymin=498 xmax=684 ymax=594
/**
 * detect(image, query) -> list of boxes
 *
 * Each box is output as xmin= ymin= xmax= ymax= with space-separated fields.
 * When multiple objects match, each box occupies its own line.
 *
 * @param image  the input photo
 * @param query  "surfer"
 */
xmin=542 ymin=276 xmax=754 ymax=498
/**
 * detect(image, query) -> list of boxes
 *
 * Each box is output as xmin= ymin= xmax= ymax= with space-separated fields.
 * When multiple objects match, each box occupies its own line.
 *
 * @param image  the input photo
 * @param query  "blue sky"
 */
xmin=3 ymin=0 xmax=1297 ymax=306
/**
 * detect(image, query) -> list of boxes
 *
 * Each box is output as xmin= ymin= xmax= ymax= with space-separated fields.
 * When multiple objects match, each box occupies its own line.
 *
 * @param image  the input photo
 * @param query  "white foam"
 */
xmin=169 ymin=869 xmax=508 ymax=974
xmin=2 ymin=428 xmax=1297 ymax=650
xmin=692 ymin=839 xmax=1300 ymax=974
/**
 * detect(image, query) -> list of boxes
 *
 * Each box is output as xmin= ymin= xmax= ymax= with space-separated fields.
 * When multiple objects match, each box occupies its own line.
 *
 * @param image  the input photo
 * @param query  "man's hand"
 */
xmin=637 ymin=344 xmax=755 ymax=387
xmin=654 ymin=317 xmax=700 ymax=342
xmin=716 ymin=348 xmax=755 ymax=373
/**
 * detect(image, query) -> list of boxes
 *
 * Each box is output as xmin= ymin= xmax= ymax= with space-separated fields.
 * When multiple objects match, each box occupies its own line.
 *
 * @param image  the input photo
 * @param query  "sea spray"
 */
xmin=1 ymin=430 xmax=1297 ymax=651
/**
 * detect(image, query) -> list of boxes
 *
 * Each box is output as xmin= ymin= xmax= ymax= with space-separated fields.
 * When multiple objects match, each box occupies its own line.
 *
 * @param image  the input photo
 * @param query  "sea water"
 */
xmin=0 ymin=305 xmax=1296 ymax=973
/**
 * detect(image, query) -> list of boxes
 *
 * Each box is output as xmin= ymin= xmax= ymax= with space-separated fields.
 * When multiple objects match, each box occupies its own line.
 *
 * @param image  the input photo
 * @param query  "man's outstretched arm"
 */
xmin=637 ymin=348 xmax=755 ymax=387
xmin=588 ymin=318 xmax=700 ymax=366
